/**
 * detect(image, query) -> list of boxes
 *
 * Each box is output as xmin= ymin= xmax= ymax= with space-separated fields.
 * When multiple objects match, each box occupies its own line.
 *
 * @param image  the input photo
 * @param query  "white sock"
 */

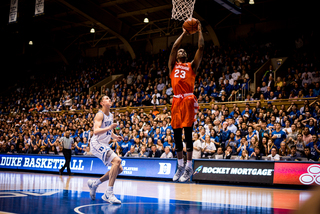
xmin=93 ymin=179 xmax=102 ymax=187
xmin=107 ymin=186 xmax=113 ymax=193
xmin=186 ymin=160 xmax=192 ymax=168
xmin=178 ymin=159 xmax=184 ymax=167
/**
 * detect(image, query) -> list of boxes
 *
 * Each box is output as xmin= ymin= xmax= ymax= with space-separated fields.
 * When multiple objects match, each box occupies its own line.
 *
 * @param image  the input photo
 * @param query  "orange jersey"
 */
xmin=170 ymin=62 xmax=195 ymax=95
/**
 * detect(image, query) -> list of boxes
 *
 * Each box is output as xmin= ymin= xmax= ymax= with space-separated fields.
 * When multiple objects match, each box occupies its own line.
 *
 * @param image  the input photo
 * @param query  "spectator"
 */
xmin=220 ymin=122 xmax=231 ymax=149
xmin=120 ymin=136 xmax=132 ymax=156
xmin=262 ymin=65 xmax=274 ymax=82
xmin=275 ymin=77 xmax=283 ymax=88
xmin=288 ymin=145 xmax=300 ymax=161
xmin=260 ymin=82 xmax=268 ymax=94
xmin=296 ymin=133 xmax=305 ymax=156
xmin=1 ymin=144 xmax=8 ymax=154
xmin=160 ymin=146 xmax=173 ymax=158
xmin=157 ymin=79 xmax=165 ymax=92
xmin=250 ymin=146 xmax=264 ymax=160
xmin=240 ymin=149 xmax=249 ymax=160
xmin=305 ymin=135 xmax=320 ymax=161
xmin=224 ymin=145 xmax=232 ymax=159
xmin=48 ymin=145 xmax=58 ymax=155
xmin=227 ymin=118 xmax=237 ymax=134
xmin=313 ymin=82 xmax=320 ymax=96
xmin=139 ymin=145 xmax=148 ymax=157
xmin=304 ymin=147 xmax=318 ymax=161
xmin=268 ymin=148 xmax=280 ymax=161
xmin=232 ymin=69 xmax=241 ymax=82
xmin=214 ymin=147 xmax=224 ymax=159
xmin=302 ymin=127 xmax=313 ymax=144
xmin=279 ymin=142 xmax=290 ymax=156
xmin=201 ymin=135 xmax=216 ymax=158
xmin=124 ymin=145 xmax=138 ymax=157
xmin=141 ymin=95 xmax=152 ymax=106
xmin=148 ymin=144 xmax=161 ymax=158
xmin=163 ymin=135 xmax=175 ymax=154
xmin=22 ymin=144 xmax=32 ymax=154
xmin=271 ymin=123 xmax=287 ymax=149
xmin=192 ymin=133 xmax=202 ymax=159
xmin=32 ymin=145 xmax=40 ymax=154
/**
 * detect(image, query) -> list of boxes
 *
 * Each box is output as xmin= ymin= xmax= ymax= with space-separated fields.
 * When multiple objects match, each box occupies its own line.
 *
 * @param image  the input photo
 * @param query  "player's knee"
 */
xmin=186 ymin=146 xmax=193 ymax=152
xmin=175 ymin=143 xmax=183 ymax=153
xmin=112 ymin=157 xmax=122 ymax=167
xmin=118 ymin=165 xmax=123 ymax=174
xmin=184 ymin=130 xmax=193 ymax=152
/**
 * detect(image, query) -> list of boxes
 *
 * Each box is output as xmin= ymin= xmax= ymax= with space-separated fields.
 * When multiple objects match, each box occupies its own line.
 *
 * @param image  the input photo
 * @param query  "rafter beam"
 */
xmin=101 ymin=0 xmax=135 ymax=7
xmin=50 ymin=20 xmax=92 ymax=31
xmin=117 ymin=4 xmax=172 ymax=18
xmin=93 ymin=31 xmax=109 ymax=47
xmin=57 ymin=0 xmax=136 ymax=58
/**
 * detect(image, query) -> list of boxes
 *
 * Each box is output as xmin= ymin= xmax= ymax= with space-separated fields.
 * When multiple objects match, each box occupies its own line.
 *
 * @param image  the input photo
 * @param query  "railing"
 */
xmin=253 ymin=57 xmax=288 ymax=93
xmin=88 ymin=74 xmax=124 ymax=94
xmin=228 ymin=89 xmax=239 ymax=101
xmin=26 ymin=97 xmax=319 ymax=117
xmin=241 ymin=79 xmax=251 ymax=101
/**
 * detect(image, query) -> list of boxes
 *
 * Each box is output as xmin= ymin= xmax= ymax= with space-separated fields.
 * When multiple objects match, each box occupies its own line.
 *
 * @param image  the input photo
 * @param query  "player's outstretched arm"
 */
xmin=93 ymin=112 xmax=117 ymax=135
xmin=168 ymin=28 xmax=188 ymax=75
xmin=191 ymin=20 xmax=204 ymax=74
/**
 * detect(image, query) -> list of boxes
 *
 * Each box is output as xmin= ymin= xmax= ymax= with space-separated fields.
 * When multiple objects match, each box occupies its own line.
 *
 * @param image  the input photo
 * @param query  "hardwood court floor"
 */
xmin=0 ymin=171 xmax=314 ymax=214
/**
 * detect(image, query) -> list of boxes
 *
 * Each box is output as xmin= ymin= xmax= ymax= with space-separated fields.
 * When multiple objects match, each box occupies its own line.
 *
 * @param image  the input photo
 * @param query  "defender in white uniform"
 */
xmin=87 ymin=95 xmax=123 ymax=204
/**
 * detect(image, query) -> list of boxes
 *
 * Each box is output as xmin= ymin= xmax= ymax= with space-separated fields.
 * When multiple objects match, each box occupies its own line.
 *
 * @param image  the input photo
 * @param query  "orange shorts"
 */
xmin=171 ymin=94 xmax=198 ymax=129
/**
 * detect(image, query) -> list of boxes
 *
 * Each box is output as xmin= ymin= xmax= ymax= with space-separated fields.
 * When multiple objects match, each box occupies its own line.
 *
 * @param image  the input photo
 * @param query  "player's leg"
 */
xmin=88 ymin=143 xmax=123 ymax=200
xmin=88 ymin=171 xmax=109 ymax=200
xmin=179 ymin=126 xmax=194 ymax=182
xmin=102 ymin=156 xmax=123 ymax=204
xmin=59 ymin=149 xmax=68 ymax=174
xmin=66 ymin=149 xmax=72 ymax=175
xmin=178 ymin=95 xmax=197 ymax=182
xmin=173 ymin=128 xmax=185 ymax=181
xmin=171 ymin=97 xmax=185 ymax=181
xmin=88 ymin=163 xmax=123 ymax=200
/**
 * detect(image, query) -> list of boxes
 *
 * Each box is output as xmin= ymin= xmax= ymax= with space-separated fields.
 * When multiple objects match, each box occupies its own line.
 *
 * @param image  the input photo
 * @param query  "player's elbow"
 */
xmin=93 ymin=130 xmax=100 ymax=135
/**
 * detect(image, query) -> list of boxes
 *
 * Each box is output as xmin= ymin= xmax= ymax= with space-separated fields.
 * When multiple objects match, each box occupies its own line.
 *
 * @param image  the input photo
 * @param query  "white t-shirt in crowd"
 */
xmin=232 ymin=72 xmax=241 ymax=81
xmin=268 ymin=154 xmax=280 ymax=161
xmin=192 ymin=139 xmax=202 ymax=159
xmin=160 ymin=152 xmax=173 ymax=158
xmin=201 ymin=142 xmax=216 ymax=153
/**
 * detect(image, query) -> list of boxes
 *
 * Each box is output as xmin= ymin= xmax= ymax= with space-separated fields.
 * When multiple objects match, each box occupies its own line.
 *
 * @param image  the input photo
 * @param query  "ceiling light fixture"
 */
xmin=144 ymin=13 xmax=149 ymax=23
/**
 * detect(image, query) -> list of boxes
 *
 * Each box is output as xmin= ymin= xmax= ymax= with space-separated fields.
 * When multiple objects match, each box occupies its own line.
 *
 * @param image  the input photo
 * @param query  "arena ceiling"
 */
xmin=0 ymin=0 xmax=312 ymax=56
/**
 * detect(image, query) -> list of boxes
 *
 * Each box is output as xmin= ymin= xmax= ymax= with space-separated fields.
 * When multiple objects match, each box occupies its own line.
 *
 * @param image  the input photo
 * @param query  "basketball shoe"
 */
xmin=173 ymin=165 xmax=185 ymax=182
xmin=87 ymin=179 xmax=97 ymax=200
xmin=102 ymin=192 xmax=121 ymax=204
xmin=179 ymin=166 xmax=193 ymax=182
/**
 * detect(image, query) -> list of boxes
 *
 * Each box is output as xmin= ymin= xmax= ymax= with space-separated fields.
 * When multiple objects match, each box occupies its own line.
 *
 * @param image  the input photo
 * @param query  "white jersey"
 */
xmin=91 ymin=110 xmax=113 ymax=145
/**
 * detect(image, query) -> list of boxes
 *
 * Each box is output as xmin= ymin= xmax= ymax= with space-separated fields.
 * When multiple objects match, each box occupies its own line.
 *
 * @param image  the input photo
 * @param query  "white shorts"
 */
xmin=90 ymin=140 xmax=118 ymax=166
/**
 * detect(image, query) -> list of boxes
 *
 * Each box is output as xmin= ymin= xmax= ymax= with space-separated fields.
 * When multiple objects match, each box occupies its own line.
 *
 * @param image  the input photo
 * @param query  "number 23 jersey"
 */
xmin=170 ymin=62 xmax=195 ymax=95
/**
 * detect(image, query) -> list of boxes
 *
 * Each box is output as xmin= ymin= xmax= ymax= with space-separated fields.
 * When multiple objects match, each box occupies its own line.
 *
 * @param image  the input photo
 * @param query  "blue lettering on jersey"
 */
xmin=105 ymin=121 xmax=112 ymax=136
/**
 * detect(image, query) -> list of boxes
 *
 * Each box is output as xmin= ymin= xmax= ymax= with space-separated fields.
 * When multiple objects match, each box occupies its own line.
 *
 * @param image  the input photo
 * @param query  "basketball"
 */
xmin=183 ymin=18 xmax=198 ymax=34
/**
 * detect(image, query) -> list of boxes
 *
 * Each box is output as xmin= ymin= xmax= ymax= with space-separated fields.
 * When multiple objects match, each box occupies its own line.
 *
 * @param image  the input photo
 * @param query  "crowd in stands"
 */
xmin=1 ymin=34 xmax=320 ymax=162
xmin=1 ymin=98 xmax=320 ymax=161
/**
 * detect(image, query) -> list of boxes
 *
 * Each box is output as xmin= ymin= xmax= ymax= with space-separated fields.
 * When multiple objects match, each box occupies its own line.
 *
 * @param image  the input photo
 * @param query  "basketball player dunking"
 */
xmin=169 ymin=19 xmax=204 ymax=182
xmin=87 ymin=95 xmax=124 ymax=204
